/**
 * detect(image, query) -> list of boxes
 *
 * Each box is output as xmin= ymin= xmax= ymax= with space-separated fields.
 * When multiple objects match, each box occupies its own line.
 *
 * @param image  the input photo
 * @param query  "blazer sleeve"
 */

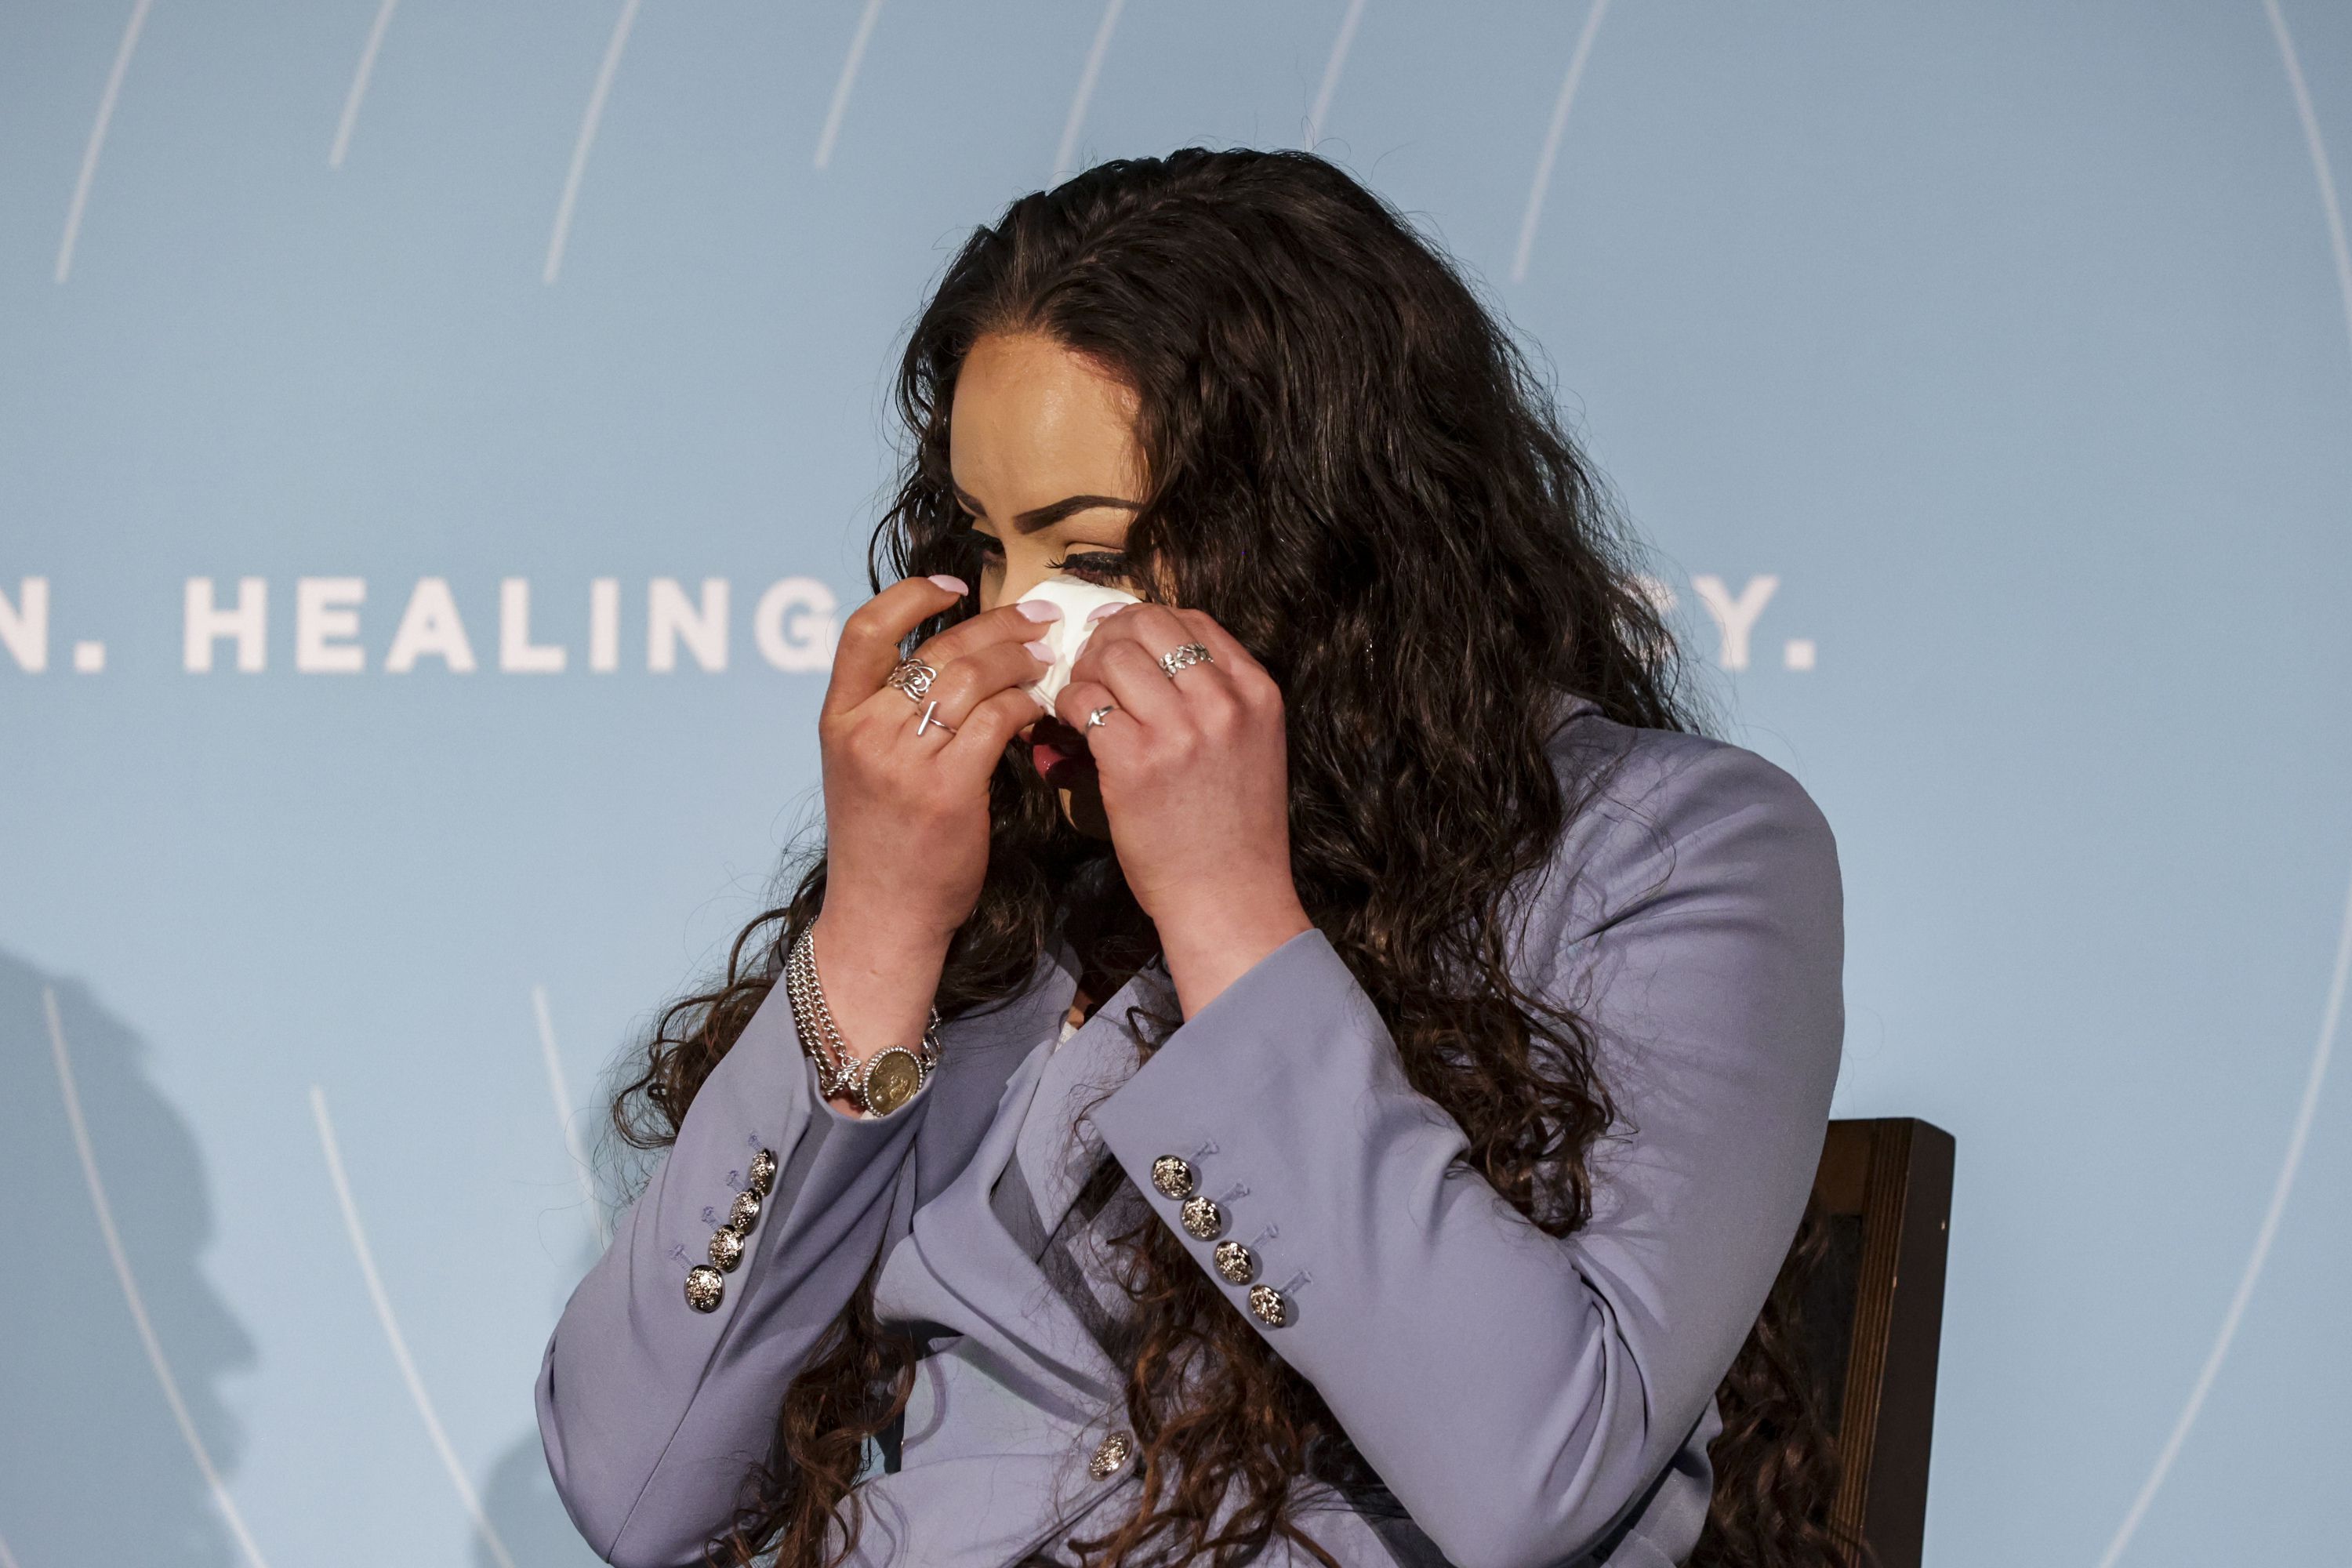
xmin=535 ymin=978 xmax=933 ymax=1568
xmin=1087 ymin=735 xmax=1844 ymax=1568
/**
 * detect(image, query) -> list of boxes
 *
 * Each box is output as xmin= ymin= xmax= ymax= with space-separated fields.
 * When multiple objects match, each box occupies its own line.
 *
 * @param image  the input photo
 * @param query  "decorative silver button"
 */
xmin=1150 ymin=1156 xmax=1195 ymax=1200
xmin=1087 ymin=1431 xmax=1133 ymax=1479
xmin=728 ymin=1189 xmax=762 ymax=1232
xmin=1212 ymin=1240 xmax=1254 ymax=1284
xmin=1180 ymin=1195 xmax=1222 ymax=1240
xmin=684 ymin=1265 xmax=726 ymax=1312
xmin=747 ymin=1147 xmax=779 ymax=1195
xmin=1247 ymin=1284 xmax=1287 ymax=1327
xmin=708 ymin=1227 xmax=745 ymax=1272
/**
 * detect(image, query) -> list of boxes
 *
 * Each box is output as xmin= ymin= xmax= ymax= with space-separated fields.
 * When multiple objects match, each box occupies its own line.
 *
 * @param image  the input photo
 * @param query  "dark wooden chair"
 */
xmin=1799 ymin=1117 xmax=1955 ymax=1568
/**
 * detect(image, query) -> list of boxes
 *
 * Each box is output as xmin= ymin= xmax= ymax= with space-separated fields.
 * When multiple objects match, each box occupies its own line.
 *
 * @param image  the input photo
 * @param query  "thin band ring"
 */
xmin=1157 ymin=643 xmax=1213 ymax=680
xmin=884 ymin=658 xmax=938 ymax=705
xmin=916 ymin=700 xmax=956 ymax=737
xmin=1085 ymin=704 xmax=1116 ymax=731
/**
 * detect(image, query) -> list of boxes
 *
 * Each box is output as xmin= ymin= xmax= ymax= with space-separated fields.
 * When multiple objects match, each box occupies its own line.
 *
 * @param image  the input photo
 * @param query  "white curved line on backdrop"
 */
xmin=532 ymin=985 xmax=606 ymax=1247
xmin=2096 ymin=6 xmax=2352 ymax=1559
xmin=42 ymin=989 xmax=271 ymax=1568
xmin=55 ymin=0 xmax=154 ymax=283
xmin=2267 ymin=0 xmax=2352 ymax=363
xmin=1053 ymin=0 xmax=1127 ymax=183
xmin=2097 ymin=867 xmax=2352 ymax=1567
xmin=544 ymin=0 xmax=643 ymax=285
xmin=0 ymin=1526 xmax=19 ymax=1568
xmin=1508 ymin=0 xmax=1610 ymax=285
xmin=814 ymin=0 xmax=887 ymax=170
xmin=1303 ymin=0 xmax=1367 ymax=149
xmin=310 ymin=1086 xmax=521 ymax=1568
xmin=328 ymin=0 xmax=401 ymax=169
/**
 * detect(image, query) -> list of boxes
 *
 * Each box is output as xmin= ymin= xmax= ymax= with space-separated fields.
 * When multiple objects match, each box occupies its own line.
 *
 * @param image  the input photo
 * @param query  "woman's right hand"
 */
xmin=806 ymin=575 xmax=1056 ymax=1082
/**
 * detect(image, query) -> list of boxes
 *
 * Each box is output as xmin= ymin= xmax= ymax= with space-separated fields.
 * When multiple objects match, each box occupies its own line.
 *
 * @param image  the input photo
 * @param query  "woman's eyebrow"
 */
xmin=1010 ymin=495 xmax=1141 ymax=533
xmin=953 ymin=483 xmax=1140 ymax=534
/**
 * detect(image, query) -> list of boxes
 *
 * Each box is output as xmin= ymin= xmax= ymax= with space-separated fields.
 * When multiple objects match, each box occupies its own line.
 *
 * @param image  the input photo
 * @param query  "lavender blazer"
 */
xmin=536 ymin=696 xmax=1845 ymax=1568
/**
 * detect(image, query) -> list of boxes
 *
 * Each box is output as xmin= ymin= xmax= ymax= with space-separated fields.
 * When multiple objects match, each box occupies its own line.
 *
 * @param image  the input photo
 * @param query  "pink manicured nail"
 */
xmin=1023 ymin=640 xmax=1054 ymax=661
xmin=1017 ymin=600 xmax=1064 ymax=622
xmin=927 ymin=574 xmax=968 ymax=593
xmin=1086 ymin=602 xmax=1127 ymax=622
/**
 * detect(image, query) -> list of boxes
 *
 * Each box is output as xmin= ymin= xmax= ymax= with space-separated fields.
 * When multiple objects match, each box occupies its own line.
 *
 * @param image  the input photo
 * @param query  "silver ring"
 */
xmin=916 ymin=700 xmax=956 ymax=737
xmin=1157 ymin=643 xmax=1213 ymax=680
xmin=884 ymin=658 xmax=938 ymax=704
xmin=1085 ymin=704 xmax=1116 ymax=731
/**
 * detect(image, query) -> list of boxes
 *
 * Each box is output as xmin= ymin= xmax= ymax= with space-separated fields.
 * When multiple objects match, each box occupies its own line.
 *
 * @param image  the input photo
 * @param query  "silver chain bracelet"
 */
xmin=783 ymin=924 xmax=941 ymax=1118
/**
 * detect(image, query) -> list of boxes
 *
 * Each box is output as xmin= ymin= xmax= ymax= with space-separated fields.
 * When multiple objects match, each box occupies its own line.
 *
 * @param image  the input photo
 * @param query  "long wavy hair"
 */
xmin=611 ymin=147 xmax=1849 ymax=1568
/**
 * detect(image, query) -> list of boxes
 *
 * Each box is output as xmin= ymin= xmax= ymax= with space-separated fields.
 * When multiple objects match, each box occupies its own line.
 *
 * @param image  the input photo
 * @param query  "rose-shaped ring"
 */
xmin=884 ymin=658 xmax=938 ymax=704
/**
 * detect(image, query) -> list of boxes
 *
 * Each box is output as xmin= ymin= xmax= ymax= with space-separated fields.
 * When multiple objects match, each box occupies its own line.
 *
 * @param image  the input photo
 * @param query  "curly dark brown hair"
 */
xmin=611 ymin=147 xmax=1848 ymax=1568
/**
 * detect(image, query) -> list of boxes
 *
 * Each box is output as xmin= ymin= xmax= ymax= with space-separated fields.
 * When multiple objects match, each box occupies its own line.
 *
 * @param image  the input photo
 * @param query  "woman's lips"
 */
xmin=1026 ymin=717 xmax=1096 ymax=785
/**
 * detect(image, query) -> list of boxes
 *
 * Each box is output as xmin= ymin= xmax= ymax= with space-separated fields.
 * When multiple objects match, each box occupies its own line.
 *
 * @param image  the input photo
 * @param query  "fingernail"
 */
xmin=1023 ymin=640 xmax=1054 ymax=662
xmin=1086 ymin=602 xmax=1126 ymax=622
xmin=927 ymin=574 xmax=968 ymax=593
xmin=1016 ymin=600 xmax=1064 ymax=622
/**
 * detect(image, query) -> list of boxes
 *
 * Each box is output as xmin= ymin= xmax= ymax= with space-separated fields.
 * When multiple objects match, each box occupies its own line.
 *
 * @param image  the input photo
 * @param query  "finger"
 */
xmin=938 ymin=686 xmax=1049 ymax=783
xmin=1075 ymin=601 xmax=1193 ymax=667
xmin=1087 ymin=635 xmax=1197 ymax=728
xmin=921 ymin=639 xmax=1052 ymax=729
xmin=901 ymin=695 xmax=962 ymax=749
xmin=1079 ymin=601 xmax=1233 ymax=697
xmin=910 ymin=598 xmax=1065 ymax=671
xmin=1052 ymin=678 xmax=1124 ymax=738
xmin=823 ymin=575 xmax=971 ymax=718
xmin=1170 ymin=608 xmax=1265 ymax=679
xmin=1067 ymin=604 xmax=1191 ymax=722
xmin=1167 ymin=608 xmax=1282 ymax=715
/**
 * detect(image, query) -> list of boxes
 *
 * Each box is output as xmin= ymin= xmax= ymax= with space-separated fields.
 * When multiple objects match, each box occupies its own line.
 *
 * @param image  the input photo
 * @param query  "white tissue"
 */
xmin=1016 ymin=575 xmax=1142 ymax=709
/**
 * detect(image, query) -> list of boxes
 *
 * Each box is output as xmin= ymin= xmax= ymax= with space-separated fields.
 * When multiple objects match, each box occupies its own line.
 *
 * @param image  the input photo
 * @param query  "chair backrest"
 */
xmin=1802 ymin=1117 xmax=1955 ymax=1568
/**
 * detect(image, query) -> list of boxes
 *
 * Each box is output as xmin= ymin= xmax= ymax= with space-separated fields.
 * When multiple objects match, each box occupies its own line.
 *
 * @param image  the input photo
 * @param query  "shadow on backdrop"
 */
xmin=0 ymin=949 xmax=257 ymax=1567
xmin=477 ymin=1223 xmax=612 ymax=1568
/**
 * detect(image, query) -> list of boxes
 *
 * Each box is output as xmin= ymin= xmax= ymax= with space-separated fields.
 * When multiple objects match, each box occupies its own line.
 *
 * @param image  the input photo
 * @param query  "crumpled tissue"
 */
xmin=1015 ymin=575 xmax=1141 ymax=710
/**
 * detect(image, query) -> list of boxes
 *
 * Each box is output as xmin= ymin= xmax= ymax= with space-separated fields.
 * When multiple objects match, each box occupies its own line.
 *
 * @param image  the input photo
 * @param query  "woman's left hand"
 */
xmin=1054 ymin=604 xmax=1312 ymax=1018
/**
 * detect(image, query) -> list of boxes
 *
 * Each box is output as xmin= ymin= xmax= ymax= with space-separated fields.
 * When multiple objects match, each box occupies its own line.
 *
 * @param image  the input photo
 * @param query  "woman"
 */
xmin=537 ymin=148 xmax=1846 ymax=1568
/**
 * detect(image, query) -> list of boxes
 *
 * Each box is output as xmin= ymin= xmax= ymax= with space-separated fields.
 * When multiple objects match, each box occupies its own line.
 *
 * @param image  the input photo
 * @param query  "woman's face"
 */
xmin=949 ymin=330 xmax=1149 ymax=833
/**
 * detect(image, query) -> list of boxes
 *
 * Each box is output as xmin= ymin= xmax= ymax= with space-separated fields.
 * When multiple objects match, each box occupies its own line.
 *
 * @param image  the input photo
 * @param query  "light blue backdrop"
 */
xmin=4 ymin=3 xmax=2348 ymax=1565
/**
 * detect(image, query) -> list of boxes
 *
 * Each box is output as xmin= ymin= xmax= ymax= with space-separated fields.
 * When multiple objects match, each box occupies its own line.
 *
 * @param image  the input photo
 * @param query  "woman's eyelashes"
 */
xmin=955 ymin=522 xmax=1129 ymax=583
xmin=1047 ymin=550 xmax=1131 ymax=582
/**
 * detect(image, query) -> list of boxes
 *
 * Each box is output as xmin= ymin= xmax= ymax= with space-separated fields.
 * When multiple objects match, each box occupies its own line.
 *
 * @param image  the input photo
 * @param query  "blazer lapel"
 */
xmin=884 ymin=1046 xmax=1129 ymax=1419
xmin=1012 ymin=960 xmax=1178 ymax=1245
xmin=911 ymin=947 xmax=1078 ymax=1210
xmin=877 ymin=956 xmax=1186 ymax=1413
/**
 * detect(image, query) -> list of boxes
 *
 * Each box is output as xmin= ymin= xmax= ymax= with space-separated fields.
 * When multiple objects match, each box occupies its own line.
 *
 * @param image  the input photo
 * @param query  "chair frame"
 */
xmin=1810 ymin=1116 xmax=1955 ymax=1568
